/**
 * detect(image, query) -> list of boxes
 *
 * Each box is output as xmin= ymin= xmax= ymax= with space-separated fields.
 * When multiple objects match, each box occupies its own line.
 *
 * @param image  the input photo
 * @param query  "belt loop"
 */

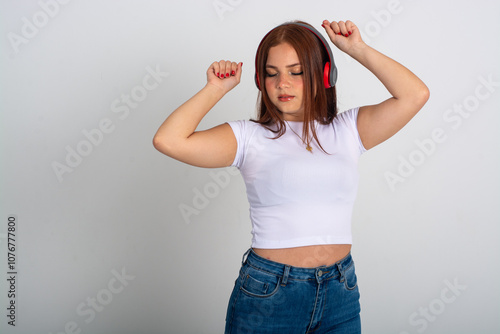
xmin=241 ymin=248 xmax=251 ymax=265
xmin=336 ymin=262 xmax=345 ymax=283
xmin=281 ymin=265 xmax=291 ymax=287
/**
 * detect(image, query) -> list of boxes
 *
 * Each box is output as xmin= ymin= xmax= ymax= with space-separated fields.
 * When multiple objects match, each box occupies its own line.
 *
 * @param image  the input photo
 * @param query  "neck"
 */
xmin=281 ymin=111 xmax=304 ymax=122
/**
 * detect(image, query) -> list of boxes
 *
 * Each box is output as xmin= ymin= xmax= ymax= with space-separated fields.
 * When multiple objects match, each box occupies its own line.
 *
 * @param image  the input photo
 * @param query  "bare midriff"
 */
xmin=253 ymin=244 xmax=351 ymax=268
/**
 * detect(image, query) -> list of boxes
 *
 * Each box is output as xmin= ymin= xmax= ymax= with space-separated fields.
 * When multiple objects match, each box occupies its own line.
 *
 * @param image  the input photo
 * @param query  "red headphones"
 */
xmin=254 ymin=22 xmax=337 ymax=90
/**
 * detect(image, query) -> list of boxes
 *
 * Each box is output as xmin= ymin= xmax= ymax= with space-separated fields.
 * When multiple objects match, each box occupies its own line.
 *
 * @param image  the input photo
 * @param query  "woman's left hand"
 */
xmin=322 ymin=20 xmax=365 ymax=55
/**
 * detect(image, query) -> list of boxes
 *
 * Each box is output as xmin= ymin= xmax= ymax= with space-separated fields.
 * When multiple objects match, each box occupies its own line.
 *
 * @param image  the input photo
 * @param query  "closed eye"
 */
xmin=266 ymin=71 xmax=303 ymax=77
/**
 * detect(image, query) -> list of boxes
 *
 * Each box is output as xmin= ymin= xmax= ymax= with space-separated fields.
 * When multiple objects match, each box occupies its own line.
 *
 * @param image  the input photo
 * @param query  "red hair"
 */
xmin=253 ymin=21 xmax=338 ymax=152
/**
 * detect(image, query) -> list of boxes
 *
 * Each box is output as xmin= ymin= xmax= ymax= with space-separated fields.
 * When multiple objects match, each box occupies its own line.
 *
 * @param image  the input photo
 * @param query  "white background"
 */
xmin=1 ymin=0 xmax=499 ymax=333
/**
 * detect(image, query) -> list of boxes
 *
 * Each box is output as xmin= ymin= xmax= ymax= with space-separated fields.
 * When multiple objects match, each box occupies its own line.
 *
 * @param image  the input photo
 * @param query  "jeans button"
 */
xmin=318 ymin=270 xmax=323 ymax=277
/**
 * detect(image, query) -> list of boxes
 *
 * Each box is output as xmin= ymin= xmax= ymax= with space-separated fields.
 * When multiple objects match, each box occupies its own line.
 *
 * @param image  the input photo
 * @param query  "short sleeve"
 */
xmin=335 ymin=107 xmax=367 ymax=154
xmin=226 ymin=120 xmax=246 ymax=168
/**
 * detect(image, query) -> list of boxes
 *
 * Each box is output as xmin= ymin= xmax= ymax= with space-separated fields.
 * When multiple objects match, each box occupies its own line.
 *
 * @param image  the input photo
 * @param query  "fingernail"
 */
xmin=337 ymin=32 xmax=341 ymax=35
xmin=348 ymin=31 xmax=352 ymax=35
xmin=231 ymin=70 xmax=235 ymax=76
xmin=226 ymin=73 xmax=229 ymax=78
xmin=344 ymin=34 xmax=348 ymax=37
xmin=217 ymin=72 xmax=220 ymax=77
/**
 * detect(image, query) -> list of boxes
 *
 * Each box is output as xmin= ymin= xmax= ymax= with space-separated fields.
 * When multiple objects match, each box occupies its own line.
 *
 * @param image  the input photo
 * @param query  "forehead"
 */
xmin=266 ymin=43 xmax=300 ymax=66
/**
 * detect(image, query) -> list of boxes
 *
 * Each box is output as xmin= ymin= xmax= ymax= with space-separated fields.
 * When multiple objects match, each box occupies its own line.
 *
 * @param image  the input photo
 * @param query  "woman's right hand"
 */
xmin=153 ymin=60 xmax=242 ymax=168
xmin=207 ymin=60 xmax=243 ymax=94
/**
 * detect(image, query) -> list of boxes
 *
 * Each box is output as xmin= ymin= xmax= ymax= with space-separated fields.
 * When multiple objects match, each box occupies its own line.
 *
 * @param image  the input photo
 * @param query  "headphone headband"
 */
xmin=254 ymin=22 xmax=337 ymax=90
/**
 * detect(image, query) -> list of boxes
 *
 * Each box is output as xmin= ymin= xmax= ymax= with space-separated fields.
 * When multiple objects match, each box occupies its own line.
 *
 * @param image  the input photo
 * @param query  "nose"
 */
xmin=277 ymin=73 xmax=291 ymax=88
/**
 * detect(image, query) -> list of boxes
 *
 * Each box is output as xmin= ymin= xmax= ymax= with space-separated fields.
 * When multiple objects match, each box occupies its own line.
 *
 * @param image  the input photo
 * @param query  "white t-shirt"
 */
xmin=227 ymin=107 xmax=366 ymax=249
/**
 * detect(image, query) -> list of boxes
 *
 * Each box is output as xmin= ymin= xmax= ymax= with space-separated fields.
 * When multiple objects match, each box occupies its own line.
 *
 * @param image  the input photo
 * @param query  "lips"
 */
xmin=278 ymin=95 xmax=294 ymax=102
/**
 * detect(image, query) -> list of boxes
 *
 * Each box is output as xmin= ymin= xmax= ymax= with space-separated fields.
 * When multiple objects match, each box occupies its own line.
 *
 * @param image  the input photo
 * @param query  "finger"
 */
xmin=215 ymin=60 xmax=223 ymax=79
xmin=210 ymin=61 xmax=220 ymax=78
xmin=338 ymin=21 xmax=349 ymax=37
xmin=225 ymin=61 xmax=232 ymax=78
xmin=230 ymin=62 xmax=238 ymax=77
xmin=323 ymin=19 xmax=343 ymax=41
xmin=322 ymin=20 xmax=337 ymax=40
xmin=218 ymin=60 xmax=228 ymax=79
xmin=330 ymin=21 xmax=341 ymax=35
xmin=227 ymin=60 xmax=235 ymax=78
xmin=234 ymin=62 xmax=243 ymax=81
xmin=219 ymin=60 xmax=227 ymax=78
xmin=345 ymin=20 xmax=356 ymax=36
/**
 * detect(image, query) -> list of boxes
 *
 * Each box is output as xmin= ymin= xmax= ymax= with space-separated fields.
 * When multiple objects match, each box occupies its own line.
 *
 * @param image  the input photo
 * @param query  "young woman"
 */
xmin=154 ymin=19 xmax=429 ymax=334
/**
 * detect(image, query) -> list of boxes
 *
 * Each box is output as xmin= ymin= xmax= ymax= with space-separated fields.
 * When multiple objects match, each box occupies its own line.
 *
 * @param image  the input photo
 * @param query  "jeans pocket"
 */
xmin=343 ymin=262 xmax=358 ymax=291
xmin=240 ymin=266 xmax=281 ymax=298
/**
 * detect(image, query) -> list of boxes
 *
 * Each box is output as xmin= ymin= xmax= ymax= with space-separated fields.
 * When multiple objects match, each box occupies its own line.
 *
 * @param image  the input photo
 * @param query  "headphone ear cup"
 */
xmin=255 ymin=72 xmax=261 ymax=90
xmin=323 ymin=62 xmax=331 ymax=88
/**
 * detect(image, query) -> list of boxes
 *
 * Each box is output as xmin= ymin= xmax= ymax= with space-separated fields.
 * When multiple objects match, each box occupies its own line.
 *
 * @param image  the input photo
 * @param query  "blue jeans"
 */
xmin=225 ymin=249 xmax=361 ymax=334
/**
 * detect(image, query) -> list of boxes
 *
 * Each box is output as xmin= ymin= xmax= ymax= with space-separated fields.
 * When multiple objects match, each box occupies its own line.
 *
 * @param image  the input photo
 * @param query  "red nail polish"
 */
xmin=231 ymin=70 xmax=235 ymax=76
xmin=344 ymin=34 xmax=348 ymax=37
xmin=217 ymin=72 xmax=220 ymax=77
xmin=226 ymin=73 xmax=229 ymax=78
xmin=348 ymin=31 xmax=352 ymax=35
xmin=337 ymin=32 xmax=341 ymax=35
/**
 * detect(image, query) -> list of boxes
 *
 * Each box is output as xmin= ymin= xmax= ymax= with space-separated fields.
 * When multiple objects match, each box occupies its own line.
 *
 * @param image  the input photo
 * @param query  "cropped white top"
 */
xmin=227 ymin=107 xmax=366 ymax=249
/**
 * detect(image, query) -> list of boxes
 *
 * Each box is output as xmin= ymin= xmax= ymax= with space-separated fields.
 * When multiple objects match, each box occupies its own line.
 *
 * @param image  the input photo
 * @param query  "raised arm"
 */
xmin=322 ymin=20 xmax=430 ymax=150
xmin=153 ymin=61 xmax=243 ymax=167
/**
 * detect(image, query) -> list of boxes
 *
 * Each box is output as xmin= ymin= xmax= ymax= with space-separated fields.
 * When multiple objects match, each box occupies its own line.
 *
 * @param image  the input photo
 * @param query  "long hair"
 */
xmin=253 ymin=21 xmax=338 ymax=153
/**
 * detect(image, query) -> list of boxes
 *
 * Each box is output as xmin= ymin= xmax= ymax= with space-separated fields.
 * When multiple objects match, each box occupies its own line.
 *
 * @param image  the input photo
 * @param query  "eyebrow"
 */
xmin=265 ymin=63 xmax=301 ymax=69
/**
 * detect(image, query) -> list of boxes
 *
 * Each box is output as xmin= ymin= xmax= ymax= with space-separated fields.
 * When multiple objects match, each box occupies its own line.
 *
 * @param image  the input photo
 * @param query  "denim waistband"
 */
xmin=242 ymin=248 xmax=354 ymax=283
